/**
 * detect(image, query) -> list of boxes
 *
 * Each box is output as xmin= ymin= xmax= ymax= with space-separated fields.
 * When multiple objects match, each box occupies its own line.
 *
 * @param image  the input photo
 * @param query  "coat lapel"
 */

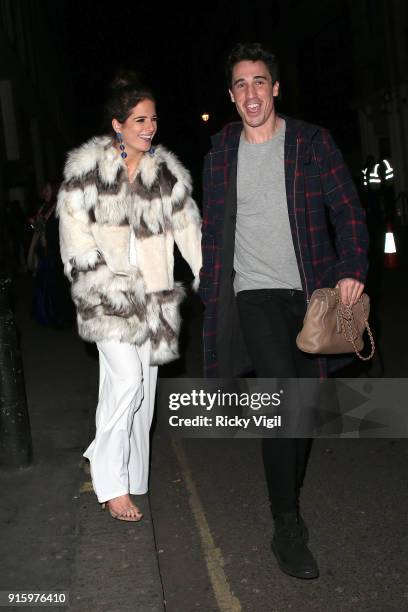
xmin=281 ymin=115 xmax=309 ymax=298
xmin=220 ymin=156 xmax=237 ymax=281
xmin=282 ymin=114 xmax=297 ymax=218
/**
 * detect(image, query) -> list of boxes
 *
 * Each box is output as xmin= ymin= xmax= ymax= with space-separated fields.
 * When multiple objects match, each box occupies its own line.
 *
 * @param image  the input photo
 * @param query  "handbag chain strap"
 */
xmin=336 ymin=293 xmax=375 ymax=361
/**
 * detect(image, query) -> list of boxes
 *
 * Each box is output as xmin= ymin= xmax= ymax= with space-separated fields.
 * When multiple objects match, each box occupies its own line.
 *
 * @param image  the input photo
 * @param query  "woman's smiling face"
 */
xmin=112 ymin=98 xmax=157 ymax=154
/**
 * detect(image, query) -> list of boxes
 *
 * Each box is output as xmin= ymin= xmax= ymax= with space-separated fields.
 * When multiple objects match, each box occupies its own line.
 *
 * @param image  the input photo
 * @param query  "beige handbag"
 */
xmin=296 ymin=288 xmax=375 ymax=361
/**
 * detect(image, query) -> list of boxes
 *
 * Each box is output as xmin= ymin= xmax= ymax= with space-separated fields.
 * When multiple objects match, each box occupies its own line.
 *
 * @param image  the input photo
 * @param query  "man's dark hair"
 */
xmin=225 ymin=42 xmax=279 ymax=87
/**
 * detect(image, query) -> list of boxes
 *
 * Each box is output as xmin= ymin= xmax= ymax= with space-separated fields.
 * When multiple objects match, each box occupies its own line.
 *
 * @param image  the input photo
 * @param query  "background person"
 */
xmin=28 ymin=182 xmax=72 ymax=327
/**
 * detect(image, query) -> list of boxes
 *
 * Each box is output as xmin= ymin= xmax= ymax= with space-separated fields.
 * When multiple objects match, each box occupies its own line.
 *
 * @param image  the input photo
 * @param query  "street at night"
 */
xmin=1 ymin=1 xmax=408 ymax=611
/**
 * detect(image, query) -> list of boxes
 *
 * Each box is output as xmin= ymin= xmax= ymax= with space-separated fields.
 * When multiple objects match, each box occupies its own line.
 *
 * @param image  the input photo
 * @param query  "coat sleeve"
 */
xmin=197 ymin=153 xmax=216 ymax=302
xmin=170 ymin=167 xmax=202 ymax=291
xmin=56 ymin=179 xmax=102 ymax=281
xmin=314 ymin=129 xmax=369 ymax=284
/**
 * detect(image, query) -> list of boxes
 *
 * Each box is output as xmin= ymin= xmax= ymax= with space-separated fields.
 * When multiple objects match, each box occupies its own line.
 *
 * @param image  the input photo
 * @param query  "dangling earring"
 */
xmin=115 ymin=132 xmax=127 ymax=159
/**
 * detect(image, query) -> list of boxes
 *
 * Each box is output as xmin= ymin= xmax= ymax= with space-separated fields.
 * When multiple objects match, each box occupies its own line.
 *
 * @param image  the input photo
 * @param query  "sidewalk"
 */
xmin=0 ymin=278 xmax=164 ymax=611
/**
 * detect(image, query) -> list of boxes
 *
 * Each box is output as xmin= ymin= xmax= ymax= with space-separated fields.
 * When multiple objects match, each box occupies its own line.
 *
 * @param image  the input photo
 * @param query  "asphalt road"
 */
xmin=150 ymin=430 xmax=408 ymax=611
xmin=149 ymin=261 xmax=408 ymax=612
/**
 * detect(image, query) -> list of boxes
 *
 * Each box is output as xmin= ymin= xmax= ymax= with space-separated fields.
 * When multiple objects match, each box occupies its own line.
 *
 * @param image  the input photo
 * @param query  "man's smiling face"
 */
xmin=229 ymin=60 xmax=279 ymax=130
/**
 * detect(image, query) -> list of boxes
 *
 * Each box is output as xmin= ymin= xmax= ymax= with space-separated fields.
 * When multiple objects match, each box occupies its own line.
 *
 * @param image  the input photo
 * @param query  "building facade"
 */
xmin=0 ymin=0 xmax=74 ymax=211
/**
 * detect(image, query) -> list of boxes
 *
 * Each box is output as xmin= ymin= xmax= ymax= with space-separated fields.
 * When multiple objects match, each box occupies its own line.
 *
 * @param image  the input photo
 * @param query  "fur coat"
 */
xmin=57 ymin=135 xmax=202 ymax=365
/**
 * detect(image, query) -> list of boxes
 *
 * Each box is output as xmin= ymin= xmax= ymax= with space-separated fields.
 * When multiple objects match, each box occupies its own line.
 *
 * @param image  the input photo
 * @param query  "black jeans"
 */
xmin=236 ymin=289 xmax=317 ymax=516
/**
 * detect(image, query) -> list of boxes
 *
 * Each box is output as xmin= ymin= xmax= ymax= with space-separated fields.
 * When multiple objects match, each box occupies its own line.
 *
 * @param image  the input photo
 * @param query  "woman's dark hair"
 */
xmin=104 ymin=70 xmax=155 ymax=128
xmin=225 ymin=42 xmax=279 ymax=87
xmin=41 ymin=181 xmax=60 ymax=207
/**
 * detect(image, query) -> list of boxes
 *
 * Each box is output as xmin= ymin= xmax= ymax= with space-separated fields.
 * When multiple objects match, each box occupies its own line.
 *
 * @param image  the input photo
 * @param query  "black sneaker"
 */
xmin=272 ymin=512 xmax=319 ymax=579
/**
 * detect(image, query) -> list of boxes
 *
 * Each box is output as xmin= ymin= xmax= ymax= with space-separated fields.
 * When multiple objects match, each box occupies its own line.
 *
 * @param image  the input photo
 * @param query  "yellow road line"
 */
xmin=172 ymin=438 xmax=242 ymax=612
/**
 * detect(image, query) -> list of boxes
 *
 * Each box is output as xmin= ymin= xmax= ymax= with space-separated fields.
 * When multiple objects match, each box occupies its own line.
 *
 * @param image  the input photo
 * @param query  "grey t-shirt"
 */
xmin=233 ymin=122 xmax=302 ymax=293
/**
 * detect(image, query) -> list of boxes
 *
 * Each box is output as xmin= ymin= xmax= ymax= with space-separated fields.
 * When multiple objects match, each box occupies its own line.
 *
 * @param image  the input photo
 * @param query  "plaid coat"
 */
xmin=198 ymin=115 xmax=369 ymax=378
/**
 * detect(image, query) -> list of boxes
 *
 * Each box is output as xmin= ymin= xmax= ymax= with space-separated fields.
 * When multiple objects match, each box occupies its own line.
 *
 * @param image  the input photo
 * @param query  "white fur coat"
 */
xmin=57 ymin=136 xmax=202 ymax=365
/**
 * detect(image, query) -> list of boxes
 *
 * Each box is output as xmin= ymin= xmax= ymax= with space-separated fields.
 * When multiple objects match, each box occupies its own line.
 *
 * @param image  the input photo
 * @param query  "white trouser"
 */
xmin=83 ymin=340 xmax=158 ymax=503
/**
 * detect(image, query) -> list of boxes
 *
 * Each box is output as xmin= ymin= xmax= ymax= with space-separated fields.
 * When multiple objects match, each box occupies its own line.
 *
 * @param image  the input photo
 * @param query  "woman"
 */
xmin=28 ymin=183 xmax=58 ymax=274
xmin=57 ymin=74 xmax=202 ymax=521
xmin=28 ymin=182 xmax=72 ymax=327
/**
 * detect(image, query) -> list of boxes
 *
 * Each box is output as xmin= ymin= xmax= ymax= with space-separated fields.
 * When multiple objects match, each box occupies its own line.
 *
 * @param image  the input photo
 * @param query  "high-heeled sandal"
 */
xmin=101 ymin=501 xmax=143 ymax=522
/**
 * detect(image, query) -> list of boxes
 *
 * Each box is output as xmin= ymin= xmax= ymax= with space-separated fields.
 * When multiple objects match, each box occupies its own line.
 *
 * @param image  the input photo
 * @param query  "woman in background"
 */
xmin=28 ymin=182 xmax=72 ymax=327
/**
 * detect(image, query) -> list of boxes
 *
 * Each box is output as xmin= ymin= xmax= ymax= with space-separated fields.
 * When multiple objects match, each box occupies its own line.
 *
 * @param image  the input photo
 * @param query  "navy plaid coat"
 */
xmin=198 ymin=115 xmax=369 ymax=378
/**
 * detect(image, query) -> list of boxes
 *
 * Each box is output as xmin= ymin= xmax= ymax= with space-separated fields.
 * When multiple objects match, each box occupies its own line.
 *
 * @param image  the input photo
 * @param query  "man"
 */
xmin=199 ymin=42 xmax=368 ymax=579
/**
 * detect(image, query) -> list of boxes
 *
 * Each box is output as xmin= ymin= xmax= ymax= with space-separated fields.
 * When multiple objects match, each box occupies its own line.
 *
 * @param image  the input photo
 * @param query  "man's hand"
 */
xmin=336 ymin=278 xmax=364 ymax=305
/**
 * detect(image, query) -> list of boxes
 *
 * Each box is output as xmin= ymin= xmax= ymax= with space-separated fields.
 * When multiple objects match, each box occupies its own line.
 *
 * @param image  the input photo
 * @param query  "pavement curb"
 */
xmin=69 ymin=463 xmax=165 ymax=612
